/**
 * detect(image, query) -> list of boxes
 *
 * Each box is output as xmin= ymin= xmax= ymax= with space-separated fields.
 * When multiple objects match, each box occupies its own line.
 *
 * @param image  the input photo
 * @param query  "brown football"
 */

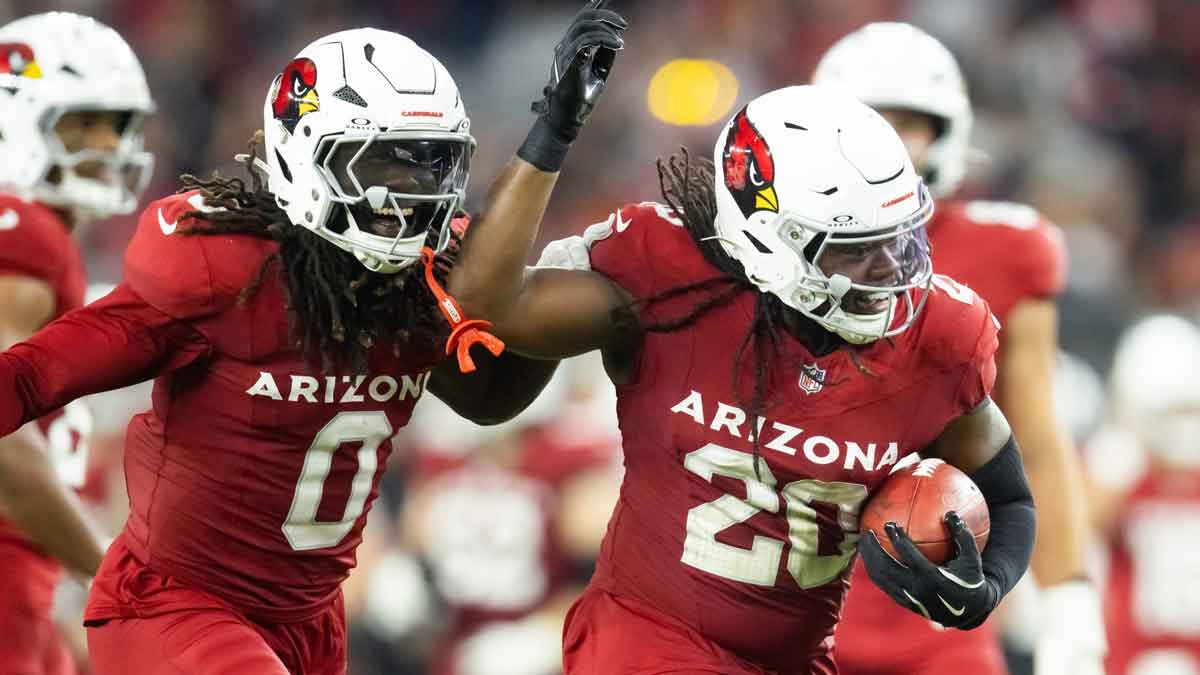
xmin=860 ymin=458 xmax=990 ymax=565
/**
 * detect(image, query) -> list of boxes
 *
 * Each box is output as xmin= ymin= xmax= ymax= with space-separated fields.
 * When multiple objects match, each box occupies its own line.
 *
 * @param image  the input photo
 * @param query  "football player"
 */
xmin=448 ymin=76 xmax=1036 ymax=671
xmin=812 ymin=22 xmax=1106 ymax=675
xmin=1089 ymin=316 xmax=1200 ymax=675
xmin=0 ymin=12 xmax=154 ymax=675
xmin=0 ymin=6 xmax=625 ymax=673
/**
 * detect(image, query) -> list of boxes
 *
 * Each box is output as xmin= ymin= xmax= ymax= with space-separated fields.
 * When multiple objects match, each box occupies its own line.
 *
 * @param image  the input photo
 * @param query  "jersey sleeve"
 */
xmin=0 ymin=197 xmax=70 ymax=293
xmin=1017 ymin=218 xmax=1067 ymax=300
xmin=585 ymin=202 xmax=692 ymax=302
xmin=122 ymin=192 xmax=268 ymax=321
xmin=0 ymin=283 xmax=209 ymax=436
xmin=922 ymin=276 xmax=1000 ymax=415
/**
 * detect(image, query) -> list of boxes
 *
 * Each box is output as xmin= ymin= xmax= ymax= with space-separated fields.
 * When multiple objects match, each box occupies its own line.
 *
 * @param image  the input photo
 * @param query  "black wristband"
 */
xmin=969 ymin=435 xmax=1036 ymax=603
xmin=517 ymin=117 xmax=573 ymax=173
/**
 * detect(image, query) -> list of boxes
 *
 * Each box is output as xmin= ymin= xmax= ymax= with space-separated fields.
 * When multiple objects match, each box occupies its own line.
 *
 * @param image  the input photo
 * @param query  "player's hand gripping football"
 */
xmin=859 ymin=511 xmax=1000 ymax=629
xmin=518 ymin=0 xmax=626 ymax=171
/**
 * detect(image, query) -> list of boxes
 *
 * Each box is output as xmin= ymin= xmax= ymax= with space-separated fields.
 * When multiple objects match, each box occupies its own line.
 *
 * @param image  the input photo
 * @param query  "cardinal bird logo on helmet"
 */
xmin=723 ymin=108 xmax=777 ymax=218
xmin=0 ymin=43 xmax=42 ymax=79
xmin=271 ymin=57 xmax=319 ymax=133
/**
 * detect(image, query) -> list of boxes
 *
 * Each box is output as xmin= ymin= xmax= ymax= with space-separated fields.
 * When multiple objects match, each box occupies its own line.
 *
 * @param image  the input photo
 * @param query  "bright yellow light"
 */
xmin=647 ymin=59 xmax=739 ymax=127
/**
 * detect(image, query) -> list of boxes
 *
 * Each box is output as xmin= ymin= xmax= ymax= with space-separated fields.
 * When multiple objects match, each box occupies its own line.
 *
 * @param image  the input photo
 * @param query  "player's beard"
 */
xmin=276 ymin=222 xmax=452 ymax=373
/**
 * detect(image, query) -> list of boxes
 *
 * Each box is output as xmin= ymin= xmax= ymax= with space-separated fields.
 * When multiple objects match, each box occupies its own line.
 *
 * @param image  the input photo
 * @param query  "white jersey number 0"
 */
xmin=282 ymin=411 xmax=393 ymax=551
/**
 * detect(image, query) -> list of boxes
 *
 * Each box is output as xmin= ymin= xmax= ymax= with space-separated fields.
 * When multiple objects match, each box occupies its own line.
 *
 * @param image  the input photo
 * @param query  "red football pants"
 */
xmin=86 ymin=597 xmax=347 ymax=675
xmin=834 ymin=618 xmax=1007 ymax=675
xmin=563 ymin=586 xmax=835 ymax=675
xmin=84 ymin=537 xmax=346 ymax=675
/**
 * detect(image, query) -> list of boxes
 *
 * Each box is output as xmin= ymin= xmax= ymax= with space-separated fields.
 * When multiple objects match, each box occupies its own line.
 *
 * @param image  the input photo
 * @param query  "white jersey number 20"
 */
xmin=681 ymin=443 xmax=868 ymax=589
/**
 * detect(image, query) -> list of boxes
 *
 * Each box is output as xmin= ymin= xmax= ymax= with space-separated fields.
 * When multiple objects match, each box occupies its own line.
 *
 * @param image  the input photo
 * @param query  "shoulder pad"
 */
xmin=958 ymin=200 xmax=1067 ymax=298
xmin=585 ymin=201 xmax=708 ymax=300
xmin=917 ymin=274 xmax=999 ymax=411
xmin=123 ymin=191 xmax=274 ymax=320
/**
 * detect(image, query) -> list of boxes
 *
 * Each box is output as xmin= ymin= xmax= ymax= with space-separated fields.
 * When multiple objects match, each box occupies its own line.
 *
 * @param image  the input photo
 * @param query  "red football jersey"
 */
xmin=1104 ymin=470 xmax=1200 ymax=675
xmin=581 ymin=202 xmax=998 ymax=671
xmin=0 ymin=191 xmax=444 ymax=622
xmin=0 ymin=194 xmax=91 ymax=616
xmin=835 ymin=199 xmax=1065 ymax=671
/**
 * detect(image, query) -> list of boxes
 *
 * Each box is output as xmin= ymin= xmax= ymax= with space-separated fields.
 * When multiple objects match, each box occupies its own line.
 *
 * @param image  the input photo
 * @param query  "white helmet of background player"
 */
xmin=0 ymin=12 xmax=155 ymax=220
xmin=813 ymin=22 xmax=971 ymax=198
xmin=262 ymin=28 xmax=474 ymax=274
xmin=712 ymin=85 xmax=934 ymax=344
xmin=1109 ymin=315 xmax=1200 ymax=469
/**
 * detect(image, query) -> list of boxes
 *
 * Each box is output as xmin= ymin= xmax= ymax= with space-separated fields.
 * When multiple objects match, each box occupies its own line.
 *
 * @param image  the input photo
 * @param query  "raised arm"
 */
xmin=449 ymin=2 xmax=631 ymax=359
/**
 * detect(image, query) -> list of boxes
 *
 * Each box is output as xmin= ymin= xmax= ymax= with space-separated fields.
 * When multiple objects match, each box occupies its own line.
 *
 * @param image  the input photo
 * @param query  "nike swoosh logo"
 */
xmin=0 ymin=208 xmax=18 ymax=231
xmin=902 ymin=590 xmax=932 ymax=621
xmin=615 ymin=210 xmax=631 ymax=232
xmin=938 ymin=568 xmax=985 ymax=589
xmin=938 ymin=594 xmax=966 ymax=617
xmin=157 ymin=208 xmax=178 ymax=235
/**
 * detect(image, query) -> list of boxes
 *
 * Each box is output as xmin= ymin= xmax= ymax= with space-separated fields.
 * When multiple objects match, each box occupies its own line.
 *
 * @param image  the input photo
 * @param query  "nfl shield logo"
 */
xmin=798 ymin=363 xmax=825 ymax=395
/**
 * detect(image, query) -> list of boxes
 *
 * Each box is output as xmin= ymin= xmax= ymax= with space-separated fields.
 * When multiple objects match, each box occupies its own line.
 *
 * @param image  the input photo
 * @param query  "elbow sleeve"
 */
xmin=969 ymin=435 xmax=1036 ymax=600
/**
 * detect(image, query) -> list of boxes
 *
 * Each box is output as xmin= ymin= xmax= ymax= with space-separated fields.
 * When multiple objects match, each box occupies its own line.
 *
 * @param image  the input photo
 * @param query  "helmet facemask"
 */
xmin=791 ymin=186 xmax=934 ymax=342
xmin=738 ymin=181 xmax=935 ymax=345
xmin=312 ymin=131 xmax=473 ymax=274
xmin=33 ymin=106 xmax=153 ymax=221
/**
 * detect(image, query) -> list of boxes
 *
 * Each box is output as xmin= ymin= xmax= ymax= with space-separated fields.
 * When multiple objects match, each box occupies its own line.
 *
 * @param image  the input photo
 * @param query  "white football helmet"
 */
xmin=712 ymin=85 xmax=934 ymax=345
xmin=1110 ymin=315 xmax=1200 ymax=469
xmin=0 ymin=12 xmax=154 ymax=221
xmin=262 ymin=28 xmax=474 ymax=274
xmin=813 ymin=22 xmax=971 ymax=198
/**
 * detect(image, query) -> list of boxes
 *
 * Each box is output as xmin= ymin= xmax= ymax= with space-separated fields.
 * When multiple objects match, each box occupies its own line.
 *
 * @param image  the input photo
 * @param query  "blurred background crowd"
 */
xmin=4 ymin=0 xmax=1200 ymax=673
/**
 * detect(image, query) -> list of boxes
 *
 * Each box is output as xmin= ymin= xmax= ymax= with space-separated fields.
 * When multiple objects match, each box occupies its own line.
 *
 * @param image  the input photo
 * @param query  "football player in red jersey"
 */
xmin=0 ymin=9 xmax=626 ymax=674
xmin=447 ymin=71 xmax=1037 ymax=671
xmin=812 ymin=22 xmax=1106 ymax=675
xmin=1089 ymin=316 xmax=1200 ymax=675
xmin=0 ymin=12 xmax=155 ymax=675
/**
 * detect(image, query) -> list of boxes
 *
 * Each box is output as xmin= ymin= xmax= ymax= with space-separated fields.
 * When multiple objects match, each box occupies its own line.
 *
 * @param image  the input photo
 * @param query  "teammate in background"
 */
xmin=0 ymin=9 xmax=624 ymax=673
xmin=1086 ymin=316 xmax=1200 ymax=675
xmin=449 ymin=60 xmax=1037 ymax=671
xmin=404 ymin=353 xmax=619 ymax=675
xmin=0 ymin=12 xmax=155 ymax=675
xmin=812 ymin=22 xmax=1106 ymax=675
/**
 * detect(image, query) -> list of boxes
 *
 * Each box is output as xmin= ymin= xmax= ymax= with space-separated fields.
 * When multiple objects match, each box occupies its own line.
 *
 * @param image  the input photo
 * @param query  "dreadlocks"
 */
xmin=176 ymin=132 xmax=453 ymax=374
xmin=641 ymin=148 xmax=869 ymax=475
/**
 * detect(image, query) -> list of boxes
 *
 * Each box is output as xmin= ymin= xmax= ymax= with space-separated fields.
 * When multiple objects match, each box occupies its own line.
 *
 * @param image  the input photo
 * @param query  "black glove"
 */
xmin=517 ymin=0 xmax=627 ymax=172
xmin=858 ymin=512 xmax=1000 ymax=630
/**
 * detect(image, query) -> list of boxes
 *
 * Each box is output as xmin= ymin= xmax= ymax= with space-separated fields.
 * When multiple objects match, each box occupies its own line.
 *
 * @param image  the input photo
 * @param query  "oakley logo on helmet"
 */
xmin=0 ymin=43 xmax=41 ymax=79
xmin=722 ymin=108 xmax=777 ymax=218
xmin=271 ymin=57 xmax=319 ymax=133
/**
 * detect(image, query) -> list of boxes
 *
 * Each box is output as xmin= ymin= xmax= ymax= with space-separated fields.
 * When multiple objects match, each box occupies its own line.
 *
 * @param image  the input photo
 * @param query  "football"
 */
xmin=860 ymin=457 xmax=990 ymax=565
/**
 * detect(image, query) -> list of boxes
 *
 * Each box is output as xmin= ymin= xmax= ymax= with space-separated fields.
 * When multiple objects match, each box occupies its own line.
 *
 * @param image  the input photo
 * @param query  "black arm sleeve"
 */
xmin=969 ymin=434 xmax=1036 ymax=600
